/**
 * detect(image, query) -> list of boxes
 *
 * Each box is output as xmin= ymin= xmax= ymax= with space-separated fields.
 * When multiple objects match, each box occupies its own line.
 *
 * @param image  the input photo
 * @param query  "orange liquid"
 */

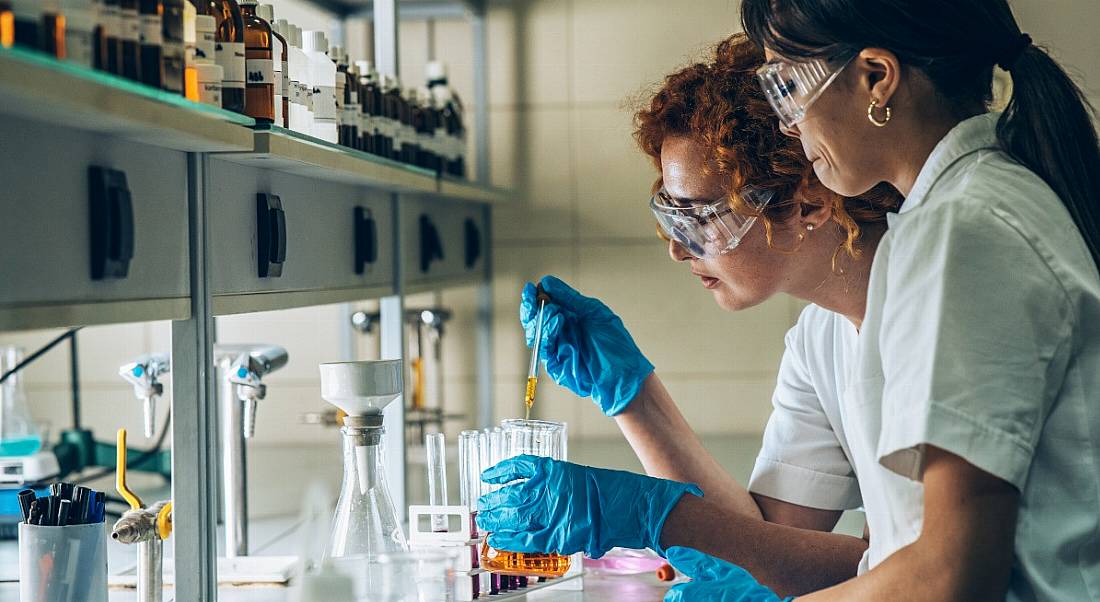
xmin=480 ymin=541 xmax=570 ymax=578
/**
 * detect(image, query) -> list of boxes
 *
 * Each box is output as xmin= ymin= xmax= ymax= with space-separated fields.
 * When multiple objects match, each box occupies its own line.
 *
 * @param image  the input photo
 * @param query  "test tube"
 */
xmin=426 ymin=432 xmax=448 ymax=533
xmin=478 ymin=429 xmax=500 ymax=594
xmin=458 ymin=430 xmax=481 ymax=512
xmin=457 ymin=429 xmax=482 ymax=600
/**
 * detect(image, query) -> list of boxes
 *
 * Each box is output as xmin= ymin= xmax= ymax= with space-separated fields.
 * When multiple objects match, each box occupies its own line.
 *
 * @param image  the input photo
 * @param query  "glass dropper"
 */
xmin=524 ymin=286 xmax=550 ymax=420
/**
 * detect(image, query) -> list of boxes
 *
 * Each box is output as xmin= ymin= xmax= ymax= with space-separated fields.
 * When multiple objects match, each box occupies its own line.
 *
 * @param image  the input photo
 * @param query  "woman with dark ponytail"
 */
xmin=660 ymin=1 xmax=1100 ymax=601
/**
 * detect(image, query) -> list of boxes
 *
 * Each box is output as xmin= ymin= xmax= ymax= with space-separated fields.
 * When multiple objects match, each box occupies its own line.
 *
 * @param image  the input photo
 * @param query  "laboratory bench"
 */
xmin=0 ymin=513 xmax=675 ymax=601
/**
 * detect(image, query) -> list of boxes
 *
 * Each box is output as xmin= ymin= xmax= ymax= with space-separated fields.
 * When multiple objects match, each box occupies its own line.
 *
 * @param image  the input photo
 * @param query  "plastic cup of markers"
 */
xmin=19 ymin=522 xmax=109 ymax=602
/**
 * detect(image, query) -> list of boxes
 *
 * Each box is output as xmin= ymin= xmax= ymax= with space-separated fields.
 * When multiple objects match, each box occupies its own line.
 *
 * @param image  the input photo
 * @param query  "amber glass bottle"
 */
xmin=119 ymin=0 xmax=141 ymax=80
xmin=160 ymin=0 xmax=185 ymax=93
xmin=237 ymin=0 xmax=272 ymax=121
xmin=138 ymin=0 xmax=163 ymax=87
xmin=197 ymin=0 xmax=244 ymax=113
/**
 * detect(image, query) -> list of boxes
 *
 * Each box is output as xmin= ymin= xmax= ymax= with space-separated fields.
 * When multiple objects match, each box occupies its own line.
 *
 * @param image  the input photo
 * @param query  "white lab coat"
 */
xmin=749 ymin=113 xmax=1100 ymax=601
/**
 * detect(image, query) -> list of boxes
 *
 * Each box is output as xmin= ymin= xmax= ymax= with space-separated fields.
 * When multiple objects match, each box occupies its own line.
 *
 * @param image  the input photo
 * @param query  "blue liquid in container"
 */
xmin=0 ymin=435 xmax=42 ymax=457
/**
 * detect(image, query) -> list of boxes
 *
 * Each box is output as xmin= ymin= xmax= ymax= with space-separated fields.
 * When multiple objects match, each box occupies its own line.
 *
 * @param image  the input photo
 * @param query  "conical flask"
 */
xmin=0 ymin=346 xmax=41 ymax=457
xmin=327 ymin=415 xmax=408 ymax=559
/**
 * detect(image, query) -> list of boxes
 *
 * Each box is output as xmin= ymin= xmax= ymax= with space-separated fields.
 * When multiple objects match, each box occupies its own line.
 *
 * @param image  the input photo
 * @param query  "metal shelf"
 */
xmin=0 ymin=47 xmax=255 ymax=152
xmin=218 ymin=126 xmax=438 ymax=193
xmin=217 ymin=126 xmax=511 ymax=203
xmin=0 ymin=298 xmax=190 ymax=332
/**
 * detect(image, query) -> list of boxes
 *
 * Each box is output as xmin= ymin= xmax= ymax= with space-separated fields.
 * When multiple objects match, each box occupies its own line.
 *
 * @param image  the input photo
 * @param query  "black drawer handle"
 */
xmin=419 ymin=214 xmax=444 ymax=274
xmin=257 ymin=193 xmax=287 ymax=278
xmin=89 ymin=166 xmax=135 ymax=280
xmin=464 ymin=218 xmax=481 ymax=269
xmin=354 ymin=206 xmax=379 ymax=275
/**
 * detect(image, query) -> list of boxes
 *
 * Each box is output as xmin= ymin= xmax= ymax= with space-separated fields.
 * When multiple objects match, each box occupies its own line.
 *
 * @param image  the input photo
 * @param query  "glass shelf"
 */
xmin=0 ymin=46 xmax=255 ymax=151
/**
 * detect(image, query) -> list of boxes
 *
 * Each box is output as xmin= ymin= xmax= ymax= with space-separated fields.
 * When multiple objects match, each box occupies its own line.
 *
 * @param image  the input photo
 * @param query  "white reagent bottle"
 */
xmin=303 ymin=30 xmax=337 ymax=143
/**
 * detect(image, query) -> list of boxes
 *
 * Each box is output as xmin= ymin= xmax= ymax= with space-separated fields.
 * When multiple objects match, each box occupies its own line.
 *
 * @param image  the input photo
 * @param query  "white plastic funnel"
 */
xmin=318 ymin=360 xmax=403 ymax=416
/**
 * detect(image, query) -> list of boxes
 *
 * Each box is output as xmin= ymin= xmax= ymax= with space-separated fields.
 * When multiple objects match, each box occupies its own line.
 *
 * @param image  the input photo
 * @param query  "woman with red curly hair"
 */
xmin=475 ymin=34 xmax=901 ymax=597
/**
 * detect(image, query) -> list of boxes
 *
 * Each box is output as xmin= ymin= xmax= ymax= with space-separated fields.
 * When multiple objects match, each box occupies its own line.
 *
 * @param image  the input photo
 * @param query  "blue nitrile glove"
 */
xmin=476 ymin=455 xmax=702 ymax=559
xmin=521 ymin=275 xmax=655 ymax=416
xmin=664 ymin=547 xmax=792 ymax=602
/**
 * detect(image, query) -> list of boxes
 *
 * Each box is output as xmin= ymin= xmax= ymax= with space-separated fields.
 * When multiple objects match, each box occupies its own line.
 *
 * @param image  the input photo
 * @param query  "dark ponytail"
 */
xmin=997 ymin=44 xmax=1100 ymax=266
xmin=742 ymin=0 xmax=1100 ymax=270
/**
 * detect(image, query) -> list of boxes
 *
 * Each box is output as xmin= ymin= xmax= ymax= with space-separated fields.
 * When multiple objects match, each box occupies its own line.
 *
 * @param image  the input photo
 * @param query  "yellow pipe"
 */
xmin=156 ymin=502 xmax=173 ymax=540
xmin=116 ymin=428 xmax=143 ymax=510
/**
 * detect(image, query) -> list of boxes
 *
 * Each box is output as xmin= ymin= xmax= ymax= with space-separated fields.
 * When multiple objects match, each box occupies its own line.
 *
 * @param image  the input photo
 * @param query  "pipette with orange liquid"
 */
xmin=524 ymin=286 xmax=550 ymax=420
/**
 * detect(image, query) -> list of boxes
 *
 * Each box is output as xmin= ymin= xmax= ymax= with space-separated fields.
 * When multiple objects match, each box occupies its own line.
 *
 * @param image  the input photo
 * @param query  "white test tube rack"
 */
xmin=408 ymin=505 xmax=584 ymax=601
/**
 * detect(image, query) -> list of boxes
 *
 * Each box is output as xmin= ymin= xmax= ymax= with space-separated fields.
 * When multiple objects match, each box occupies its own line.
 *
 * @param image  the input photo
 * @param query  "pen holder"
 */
xmin=19 ymin=522 xmax=108 ymax=602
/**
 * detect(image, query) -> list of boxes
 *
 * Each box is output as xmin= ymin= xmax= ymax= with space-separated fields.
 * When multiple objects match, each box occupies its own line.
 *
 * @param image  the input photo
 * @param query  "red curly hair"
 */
xmin=634 ymin=33 xmax=901 ymax=260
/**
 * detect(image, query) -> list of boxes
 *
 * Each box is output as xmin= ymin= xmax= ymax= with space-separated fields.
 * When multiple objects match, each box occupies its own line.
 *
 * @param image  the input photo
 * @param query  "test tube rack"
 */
xmin=408 ymin=505 xmax=584 ymax=601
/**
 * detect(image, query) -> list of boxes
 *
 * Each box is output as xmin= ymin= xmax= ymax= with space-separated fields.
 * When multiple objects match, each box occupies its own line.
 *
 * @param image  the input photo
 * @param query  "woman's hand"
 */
xmin=664 ymin=547 xmax=792 ymax=602
xmin=475 ymin=455 xmax=701 ymax=559
xmin=522 ymin=275 xmax=654 ymax=416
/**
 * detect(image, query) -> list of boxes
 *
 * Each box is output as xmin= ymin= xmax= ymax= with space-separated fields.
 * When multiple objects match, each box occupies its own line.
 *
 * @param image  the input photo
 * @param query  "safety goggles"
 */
xmin=756 ymin=55 xmax=853 ymax=131
xmin=650 ymin=187 xmax=776 ymax=259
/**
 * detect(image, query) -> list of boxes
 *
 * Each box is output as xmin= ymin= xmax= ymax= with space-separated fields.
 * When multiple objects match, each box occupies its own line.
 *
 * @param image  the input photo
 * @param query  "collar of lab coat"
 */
xmin=897 ymin=112 xmax=1002 ymax=215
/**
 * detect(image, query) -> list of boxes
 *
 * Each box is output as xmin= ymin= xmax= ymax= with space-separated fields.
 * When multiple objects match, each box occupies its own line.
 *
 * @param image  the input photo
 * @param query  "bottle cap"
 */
xmin=426 ymin=61 xmax=447 ymax=82
xmin=331 ymin=45 xmax=343 ymax=62
xmin=305 ymin=30 xmax=328 ymax=54
xmin=355 ymin=59 xmax=373 ymax=74
xmin=195 ymin=14 xmax=216 ymax=33
xmin=256 ymin=4 xmax=275 ymax=22
xmin=291 ymin=25 xmax=302 ymax=48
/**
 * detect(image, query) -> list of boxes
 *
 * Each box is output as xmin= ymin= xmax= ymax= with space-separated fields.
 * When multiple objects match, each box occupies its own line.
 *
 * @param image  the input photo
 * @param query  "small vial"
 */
xmin=403 ymin=88 xmax=423 ymax=166
xmin=195 ymin=60 xmax=222 ymax=105
xmin=119 ymin=0 xmax=141 ymax=80
xmin=159 ymin=0 xmax=185 ymax=93
xmin=11 ymin=0 xmax=42 ymax=50
xmin=182 ymin=1 xmax=198 ymax=101
xmin=330 ymin=45 xmax=345 ymax=145
xmin=0 ymin=1 xmax=12 ymax=49
xmin=101 ymin=0 xmax=122 ymax=73
xmin=138 ymin=0 xmax=163 ymax=87
xmin=344 ymin=60 xmax=360 ymax=149
xmin=61 ymin=0 xmax=97 ymax=67
xmin=356 ymin=60 xmax=379 ymax=154
xmin=238 ymin=0 xmax=273 ymax=122
xmin=382 ymin=74 xmax=403 ymax=160
xmin=192 ymin=13 xmax=221 ymax=107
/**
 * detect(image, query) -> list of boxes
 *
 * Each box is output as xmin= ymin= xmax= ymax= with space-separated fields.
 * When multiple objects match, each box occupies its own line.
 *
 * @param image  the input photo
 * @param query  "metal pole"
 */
xmin=476 ymin=204 xmax=493 ymax=428
xmin=138 ymin=538 xmax=163 ymax=602
xmin=218 ymin=361 xmax=248 ymax=557
xmin=380 ymin=193 xmax=406 ymax=522
xmin=171 ymin=152 xmax=218 ymax=600
xmin=373 ymin=0 xmax=398 ymax=77
xmin=471 ymin=5 xmax=490 ymax=184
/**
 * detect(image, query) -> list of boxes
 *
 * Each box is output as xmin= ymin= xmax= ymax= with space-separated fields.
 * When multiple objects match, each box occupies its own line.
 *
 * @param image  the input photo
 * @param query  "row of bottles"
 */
xmin=0 ymin=0 xmax=468 ymax=178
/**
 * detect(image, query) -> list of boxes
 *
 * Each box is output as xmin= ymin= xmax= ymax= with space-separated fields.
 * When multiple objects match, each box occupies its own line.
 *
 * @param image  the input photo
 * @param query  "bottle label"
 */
xmin=195 ymin=39 xmax=215 ymax=63
xmin=121 ymin=9 xmax=140 ymax=42
xmin=274 ymin=70 xmax=284 ymax=99
xmin=103 ymin=6 xmax=121 ymax=38
xmin=245 ymin=58 xmax=274 ymax=86
xmin=65 ymin=32 xmax=95 ymax=68
xmin=304 ymin=85 xmax=314 ymax=111
xmin=288 ymin=78 xmax=301 ymax=104
xmin=140 ymin=14 xmax=162 ymax=46
xmin=199 ymin=81 xmax=222 ymax=106
xmin=343 ymin=105 xmax=359 ymax=129
xmin=335 ymin=81 xmax=345 ymax=126
xmin=314 ymin=85 xmax=337 ymax=120
xmin=216 ymin=42 xmax=246 ymax=88
xmin=280 ymin=61 xmax=289 ymax=96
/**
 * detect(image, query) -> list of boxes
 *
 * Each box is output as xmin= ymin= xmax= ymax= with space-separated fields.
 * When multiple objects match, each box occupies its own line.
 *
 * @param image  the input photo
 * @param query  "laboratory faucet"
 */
xmin=112 ymin=428 xmax=173 ymax=602
xmin=119 ymin=354 xmax=170 ymax=439
xmin=213 ymin=344 xmax=289 ymax=558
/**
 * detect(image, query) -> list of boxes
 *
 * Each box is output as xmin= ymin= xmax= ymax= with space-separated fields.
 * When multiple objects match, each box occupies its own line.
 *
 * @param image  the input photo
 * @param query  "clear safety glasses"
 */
xmin=756 ymin=55 xmax=853 ymax=131
xmin=649 ymin=187 xmax=776 ymax=259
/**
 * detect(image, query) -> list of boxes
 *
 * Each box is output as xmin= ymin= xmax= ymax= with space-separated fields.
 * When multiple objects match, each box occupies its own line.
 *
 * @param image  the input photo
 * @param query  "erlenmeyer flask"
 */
xmin=0 ymin=347 xmax=41 ymax=457
xmin=327 ymin=418 xmax=408 ymax=559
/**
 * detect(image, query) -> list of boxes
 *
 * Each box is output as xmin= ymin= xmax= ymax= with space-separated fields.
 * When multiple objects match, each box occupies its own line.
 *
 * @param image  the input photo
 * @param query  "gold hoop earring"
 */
xmin=867 ymin=98 xmax=891 ymax=127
